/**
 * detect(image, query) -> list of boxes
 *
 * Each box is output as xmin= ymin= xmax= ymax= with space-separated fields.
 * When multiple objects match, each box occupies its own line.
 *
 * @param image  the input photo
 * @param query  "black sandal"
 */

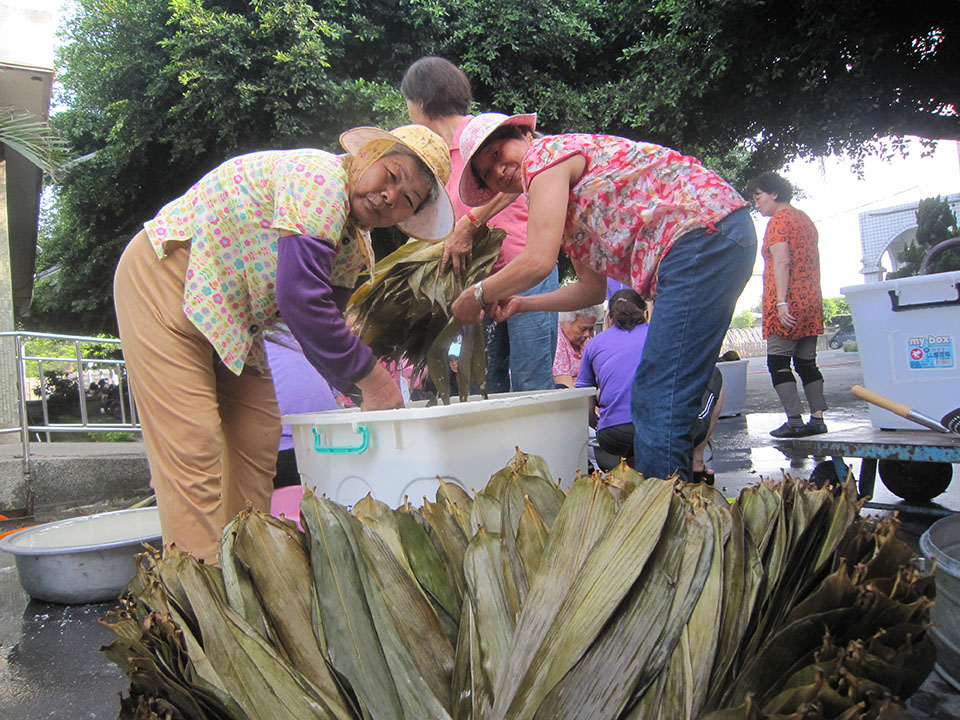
xmin=692 ymin=468 xmax=715 ymax=486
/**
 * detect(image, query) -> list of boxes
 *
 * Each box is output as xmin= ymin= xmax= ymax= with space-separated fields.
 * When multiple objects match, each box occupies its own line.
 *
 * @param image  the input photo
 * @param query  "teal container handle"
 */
xmin=312 ymin=424 xmax=370 ymax=455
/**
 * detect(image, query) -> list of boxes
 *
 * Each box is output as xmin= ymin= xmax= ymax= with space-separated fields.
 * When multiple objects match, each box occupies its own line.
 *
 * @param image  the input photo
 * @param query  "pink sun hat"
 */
xmin=458 ymin=112 xmax=538 ymax=207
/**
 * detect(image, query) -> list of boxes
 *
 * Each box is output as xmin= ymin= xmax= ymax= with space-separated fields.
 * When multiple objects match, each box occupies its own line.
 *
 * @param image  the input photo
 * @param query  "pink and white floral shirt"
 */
xmin=553 ymin=322 xmax=584 ymax=380
xmin=521 ymin=134 xmax=746 ymax=298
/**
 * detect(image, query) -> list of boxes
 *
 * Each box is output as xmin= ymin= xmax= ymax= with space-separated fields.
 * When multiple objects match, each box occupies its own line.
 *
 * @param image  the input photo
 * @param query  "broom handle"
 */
xmin=851 ymin=385 xmax=912 ymax=418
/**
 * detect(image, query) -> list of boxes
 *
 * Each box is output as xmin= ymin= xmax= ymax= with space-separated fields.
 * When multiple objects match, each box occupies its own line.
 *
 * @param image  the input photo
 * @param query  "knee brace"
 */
xmin=767 ymin=354 xmax=796 ymax=387
xmin=794 ymin=356 xmax=824 ymax=385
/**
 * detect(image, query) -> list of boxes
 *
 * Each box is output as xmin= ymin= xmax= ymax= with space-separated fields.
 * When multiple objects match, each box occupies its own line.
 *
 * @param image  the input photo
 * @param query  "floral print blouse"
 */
xmin=761 ymin=207 xmax=824 ymax=339
xmin=553 ymin=321 xmax=584 ymax=380
xmin=521 ymin=134 xmax=746 ymax=298
xmin=144 ymin=150 xmax=373 ymax=374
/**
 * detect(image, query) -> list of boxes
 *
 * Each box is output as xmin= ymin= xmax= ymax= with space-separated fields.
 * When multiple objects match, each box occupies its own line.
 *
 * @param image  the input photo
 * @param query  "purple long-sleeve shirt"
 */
xmin=576 ymin=324 xmax=649 ymax=430
xmin=275 ymin=234 xmax=376 ymax=392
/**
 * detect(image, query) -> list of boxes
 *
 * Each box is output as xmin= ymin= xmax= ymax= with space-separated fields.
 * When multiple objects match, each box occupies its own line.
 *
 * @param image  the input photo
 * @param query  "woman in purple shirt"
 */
xmin=576 ymin=289 xmax=650 ymax=464
xmin=578 ymin=289 xmax=722 ymax=483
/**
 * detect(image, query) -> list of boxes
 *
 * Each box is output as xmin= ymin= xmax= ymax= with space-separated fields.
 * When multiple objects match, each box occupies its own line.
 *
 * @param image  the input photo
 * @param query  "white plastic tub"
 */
xmin=717 ymin=359 xmax=749 ymax=417
xmin=841 ymin=271 xmax=960 ymax=430
xmin=285 ymin=388 xmax=594 ymax=507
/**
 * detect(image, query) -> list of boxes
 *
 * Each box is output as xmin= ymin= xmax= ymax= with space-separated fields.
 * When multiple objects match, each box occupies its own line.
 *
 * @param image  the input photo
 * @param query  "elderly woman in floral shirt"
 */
xmin=451 ymin=113 xmax=756 ymax=483
xmin=115 ymin=125 xmax=453 ymax=564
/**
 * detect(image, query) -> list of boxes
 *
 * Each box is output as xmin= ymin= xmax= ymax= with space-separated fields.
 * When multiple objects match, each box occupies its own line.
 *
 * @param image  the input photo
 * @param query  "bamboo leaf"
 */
xmin=498 ymin=490 xmax=528 ymax=618
xmin=451 ymin=599 xmax=493 ymax=720
xmin=704 ymin=502 xmax=764 ymax=711
xmin=347 ymin=229 xmax=503 ymax=400
xmin=720 ymin=606 xmax=855 ymax=709
xmin=492 ymin=473 xmax=616 ymax=718
xmin=536 ymin=494 xmax=713 ymax=719
xmin=515 ymin=496 xmax=550 ymax=584
xmin=357 ymin=520 xmax=456 ymax=710
xmin=463 ymin=527 xmax=516 ymax=694
xmin=437 ymin=479 xmax=474 ymax=516
xmin=232 ymin=512 xmax=355 ymax=717
xmin=353 ymin=494 xmax=413 ymax=573
xmin=469 ymin=493 xmax=502 ymax=535
xmin=177 ymin=554 xmax=340 ymax=719
xmin=307 ymin=495 xmax=454 ymax=719
xmin=683 ymin=501 xmax=726 ymax=718
xmin=515 ymin=472 xmax=565 ymax=530
xmin=220 ymin=516 xmax=273 ymax=643
xmin=396 ymin=509 xmax=461 ymax=637
xmin=301 ymin=493 xmax=406 ymax=719
xmin=494 ymin=475 xmax=675 ymax=719
xmin=419 ymin=499 xmax=469 ymax=603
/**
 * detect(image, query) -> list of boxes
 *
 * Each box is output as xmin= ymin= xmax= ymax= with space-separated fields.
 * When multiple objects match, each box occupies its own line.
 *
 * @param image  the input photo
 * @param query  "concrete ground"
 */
xmin=1 ymin=349 xmax=958 ymax=718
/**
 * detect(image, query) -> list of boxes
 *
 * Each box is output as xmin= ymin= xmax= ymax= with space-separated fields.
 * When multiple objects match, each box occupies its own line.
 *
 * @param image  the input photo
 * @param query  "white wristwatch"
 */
xmin=473 ymin=281 xmax=485 ymax=306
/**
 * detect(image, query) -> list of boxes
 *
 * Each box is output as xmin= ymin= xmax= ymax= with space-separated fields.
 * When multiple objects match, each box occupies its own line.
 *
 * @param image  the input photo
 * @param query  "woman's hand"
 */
xmin=777 ymin=302 xmax=797 ymax=329
xmin=355 ymin=363 xmax=405 ymax=410
xmin=441 ymin=217 xmax=477 ymax=278
xmin=452 ymin=286 xmax=484 ymax=324
xmin=492 ymin=296 xmax=522 ymax=322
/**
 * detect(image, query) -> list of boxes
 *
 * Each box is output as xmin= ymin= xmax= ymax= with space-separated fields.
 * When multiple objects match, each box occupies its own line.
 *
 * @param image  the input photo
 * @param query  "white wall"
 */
xmin=0 ymin=0 xmax=58 ymax=71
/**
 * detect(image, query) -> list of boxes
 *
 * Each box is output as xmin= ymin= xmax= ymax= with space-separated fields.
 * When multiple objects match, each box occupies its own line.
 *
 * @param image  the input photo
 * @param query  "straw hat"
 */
xmin=340 ymin=124 xmax=455 ymax=241
xmin=458 ymin=112 xmax=537 ymax=207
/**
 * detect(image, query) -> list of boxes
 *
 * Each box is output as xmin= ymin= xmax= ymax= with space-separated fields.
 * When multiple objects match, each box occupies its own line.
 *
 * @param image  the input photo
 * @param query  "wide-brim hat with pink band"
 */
xmin=340 ymin=124 xmax=455 ymax=241
xmin=458 ymin=112 xmax=538 ymax=207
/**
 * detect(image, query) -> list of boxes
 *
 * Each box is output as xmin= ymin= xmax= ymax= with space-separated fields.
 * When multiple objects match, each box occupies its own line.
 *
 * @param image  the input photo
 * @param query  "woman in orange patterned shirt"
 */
xmin=749 ymin=172 xmax=827 ymax=438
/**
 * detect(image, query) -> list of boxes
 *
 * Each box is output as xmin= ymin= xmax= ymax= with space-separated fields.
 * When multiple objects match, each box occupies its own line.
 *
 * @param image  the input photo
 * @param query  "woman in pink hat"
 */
xmin=114 ymin=125 xmax=453 ymax=564
xmin=451 ymin=114 xmax=756 ymax=483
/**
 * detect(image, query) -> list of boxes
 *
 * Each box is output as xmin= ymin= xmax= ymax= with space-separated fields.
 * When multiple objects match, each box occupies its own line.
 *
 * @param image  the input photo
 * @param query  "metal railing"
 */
xmin=0 ymin=331 xmax=140 ymax=478
xmin=721 ymin=327 xmax=766 ymax=359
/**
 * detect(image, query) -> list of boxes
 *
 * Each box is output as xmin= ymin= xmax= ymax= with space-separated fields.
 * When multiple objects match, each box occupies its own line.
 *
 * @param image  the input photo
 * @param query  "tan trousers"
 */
xmin=114 ymin=231 xmax=280 ymax=564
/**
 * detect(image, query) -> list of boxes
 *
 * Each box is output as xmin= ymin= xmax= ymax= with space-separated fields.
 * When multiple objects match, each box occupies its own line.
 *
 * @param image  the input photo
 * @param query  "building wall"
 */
xmin=858 ymin=193 xmax=960 ymax=282
xmin=0 ymin=0 xmax=58 ymax=440
xmin=0 ymin=0 xmax=57 ymax=69
xmin=0 ymin=162 xmax=19 ymax=440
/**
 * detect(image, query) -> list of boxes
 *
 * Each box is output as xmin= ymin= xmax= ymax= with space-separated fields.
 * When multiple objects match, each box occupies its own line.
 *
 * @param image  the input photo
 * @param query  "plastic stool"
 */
xmin=270 ymin=485 xmax=304 ymax=529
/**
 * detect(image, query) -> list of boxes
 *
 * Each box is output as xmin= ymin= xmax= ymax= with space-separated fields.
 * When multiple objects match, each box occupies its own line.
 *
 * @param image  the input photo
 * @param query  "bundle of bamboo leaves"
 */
xmin=103 ymin=452 xmax=936 ymax=720
xmin=347 ymin=227 xmax=505 ymax=404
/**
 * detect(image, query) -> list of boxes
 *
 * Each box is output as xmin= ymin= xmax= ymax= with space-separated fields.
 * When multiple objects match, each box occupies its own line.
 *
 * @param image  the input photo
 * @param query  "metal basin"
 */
xmin=0 ymin=507 xmax=161 ymax=604
xmin=920 ymin=513 xmax=960 ymax=691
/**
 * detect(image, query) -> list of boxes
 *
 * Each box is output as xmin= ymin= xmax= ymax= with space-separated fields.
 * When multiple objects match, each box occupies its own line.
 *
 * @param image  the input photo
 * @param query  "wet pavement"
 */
xmin=1 ymin=350 xmax=958 ymax=719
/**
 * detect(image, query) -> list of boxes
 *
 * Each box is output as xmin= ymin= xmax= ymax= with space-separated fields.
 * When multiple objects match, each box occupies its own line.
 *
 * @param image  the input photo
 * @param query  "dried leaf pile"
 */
xmin=347 ymin=227 xmax=504 ymax=404
xmin=103 ymin=452 xmax=936 ymax=720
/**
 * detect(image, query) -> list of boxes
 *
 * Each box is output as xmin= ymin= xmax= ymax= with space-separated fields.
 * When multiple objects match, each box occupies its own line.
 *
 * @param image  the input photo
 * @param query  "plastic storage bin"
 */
xmin=841 ymin=271 xmax=960 ymax=430
xmin=285 ymin=388 xmax=594 ymax=507
xmin=717 ymin=359 xmax=749 ymax=417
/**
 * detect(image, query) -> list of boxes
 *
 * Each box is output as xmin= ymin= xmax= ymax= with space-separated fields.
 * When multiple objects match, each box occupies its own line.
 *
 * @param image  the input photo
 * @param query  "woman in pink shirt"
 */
xmin=451 ymin=113 xmax=756 ymax=483
xmin=553 ymin=305 xmax=604 ymax=388
xmin=401 ymin=57 xmax=558 ymax=393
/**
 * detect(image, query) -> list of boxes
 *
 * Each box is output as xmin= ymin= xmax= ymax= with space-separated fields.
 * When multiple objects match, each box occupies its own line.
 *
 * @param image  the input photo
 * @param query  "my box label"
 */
xmin=907 ymin=334 xmax=955 ymax=369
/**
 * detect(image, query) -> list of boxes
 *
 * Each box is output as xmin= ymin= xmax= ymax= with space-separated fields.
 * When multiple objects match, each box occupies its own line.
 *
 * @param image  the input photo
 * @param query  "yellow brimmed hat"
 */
xmin=340 ymin=124 xmax=455 ymax=241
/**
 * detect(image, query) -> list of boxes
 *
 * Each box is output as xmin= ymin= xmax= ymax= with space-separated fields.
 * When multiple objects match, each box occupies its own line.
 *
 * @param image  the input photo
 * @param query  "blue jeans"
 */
xmin=485 ymin=266 xmax=559 ymax=392
xmin=631 ymin=207 xmax=757 ymax=481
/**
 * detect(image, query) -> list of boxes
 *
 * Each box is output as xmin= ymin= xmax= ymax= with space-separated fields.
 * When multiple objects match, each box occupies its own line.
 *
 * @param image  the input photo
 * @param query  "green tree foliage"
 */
xmin=22 ymin=336 xmax=121 ymax=378
xmin=915 ymin=196 xmax=959 ymax=248
xmin=887 ymin=196 xmax=960 ymax=278
xmin=30 ymin=0 xmax=960 ymax=333
xmin=821 ymin=297 xmax=850 ymax=325
xmin=729 ymin=310 xmax=754 ymax=329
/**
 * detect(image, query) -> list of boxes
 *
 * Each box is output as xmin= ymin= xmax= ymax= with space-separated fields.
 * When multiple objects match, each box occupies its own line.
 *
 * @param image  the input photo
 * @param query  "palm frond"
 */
xmin=0 ymin=105 xmax=69 ymax=179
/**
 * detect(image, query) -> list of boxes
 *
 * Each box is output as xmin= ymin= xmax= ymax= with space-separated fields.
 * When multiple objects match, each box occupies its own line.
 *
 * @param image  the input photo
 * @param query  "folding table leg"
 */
xmin=858 ymin=457 xmax=878 ymax=499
